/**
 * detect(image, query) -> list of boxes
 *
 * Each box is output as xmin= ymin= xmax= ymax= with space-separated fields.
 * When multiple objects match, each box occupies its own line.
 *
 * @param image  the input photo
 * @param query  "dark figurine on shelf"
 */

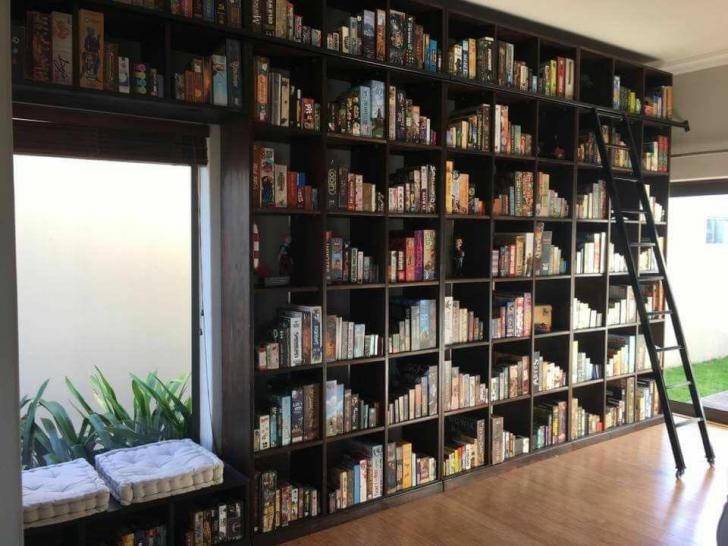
xmin=552 ymin=135 xmax=566 ymax=159
xmin=452 ymin=235 xmax=465 ymax=276
xmin=278 ymin=233 xmax=293 ymax=277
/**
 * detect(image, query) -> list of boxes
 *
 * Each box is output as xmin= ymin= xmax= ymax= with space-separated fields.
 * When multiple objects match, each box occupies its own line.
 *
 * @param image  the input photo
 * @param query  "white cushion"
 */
xmin=95 ymin=439 xmax=224 ymax=506
xmin=23 ymin=458 xmax=110 ymax=528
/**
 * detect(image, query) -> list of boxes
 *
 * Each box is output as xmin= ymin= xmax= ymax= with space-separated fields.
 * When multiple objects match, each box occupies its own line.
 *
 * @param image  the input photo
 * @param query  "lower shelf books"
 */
xmin=329 ymin=440 xmax=383 ymax=511
xmin=607 ymin=285 xmax=637 ymax=326
xmin=637 ymin=378 xmax=659 ymax=420
xmin=256 ymin=305 xmax=323 ymax=370
xmin=570 ymin=399 xmax=603 ymax=439
xmin=490 ymin=352 xmax=529 ymax=401
xmin=388 ymin=298 xmax=437 ymax=353
xmin=533 ymin=400 xmax=567 ymax=449
xmin=491 ymin=415 xmax=529 ymax=463
xmin=443 ymin=360 xmax=488 ymax=411
xmin=443 ymin=297 xmax=485 ymax=345
xmin=325 ymin=232 xmax=380 ymax=285
xmin=252 ymin=144 xmax=318 ymax=210
xmin=575 ymin=232 xmax=606 ymax=274
xmin=571 ymin=340 xmax=602 ymax=383
xmin=256 ymin=470 xmax=319 ymax=534
xmin=388 ymin=164 xmax=437 ymax=214
xmin=254 ymin=384 xmax=320 ymax=451
xmin=388 ymin=230 xmax=437 ymax=283
xmin=491 ymin=292 xmax=532 ymax=339
xmin=575 ymin=180 xmax=608 ymax=220
xmin=325 ymin=380 xmax=380 ymax=437
xmin=116 ymin=523 xmax=166 ymax=546
xmin=493 ymin=171 xmax=533 ymax=217
xmin=325 ymin=315 xmax=383 ymax=362
xmin=388 ymin=364 xmax=438 ymax=424
xmin=534 ymin=172 xmax=568 ymax=218
xmin=185 ymin=502 xmax=244 ymax=545
xmin=327 ymin=164 xmax=384 ymax=213
xmin=572 ymin=297 xmax=602 ymax=330
xmin=443 ymin=415 xmax=486 ymax=476
xmin=532 ymin=352 xmax=566 ymax=393
xmin=385 ymin=441 xmax=437 ymax=493
xmin=606 ymin=377 xmax=635 ymax=428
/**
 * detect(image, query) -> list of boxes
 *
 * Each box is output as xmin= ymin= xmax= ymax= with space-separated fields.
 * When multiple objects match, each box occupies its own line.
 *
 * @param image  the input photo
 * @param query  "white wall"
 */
xmin=14 ymin=156 xmax=192 ymax=413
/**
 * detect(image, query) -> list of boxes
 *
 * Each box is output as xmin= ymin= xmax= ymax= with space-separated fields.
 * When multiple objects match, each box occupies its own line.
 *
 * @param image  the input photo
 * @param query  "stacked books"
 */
xmin=492 ymin=171 xmax=533 ymax=216
xmin=388 ymin=230 xmax=437 ymax=283
xmin=491 ymin=415 xmax=529 ymax=463
xmin=325 ymin=380 xmax=380 ymax=437
xmin=443 ymin=416 xmax=486 ymax=477
xmin=255 ymin=470 xmax=319 ymax=533
xmin=570 ymin=399 xmax=603 ymax=439
xmin=388 ymin=364 xmax=438 ymax=424
xmin=185 ymin=502 xmax=243 ymax=545
xmin=384 ymin=441 xmax=437 ymax=493
xmin=325 ymin=9 xmax=385 ymax=61
xmin=491 ymin=292 xmax=532 ymax=339
xmin=326 ymin=164 xmax=383 ymax=213
xmin=325 ymin=232 xmax=380 ymax=285
xmin=534 ymin=173 xmax=569 ymax=218
xmin=328 ymin=441 xmax=383 ymax=511
xmin=446 ymin=105 xmax=491 ymax=151
xmin=445 ymin=161 xmax=486 ymax=215
xmin=387 ymin=10 xmax=440 ymax=72
xmin=253 ymin=56 xmax=320 ymax=129
xmin=388 ymin=165 xmax=437 ymax=214
xmin=572 ymin=297 xmax=602 ymax=330
xmin=494 ymin=104 xmax=533 ymax=155
xmin=328 ymin=80 xmax=386 ymax=139
xmin=447 ymin=36 xmax=495 ymax=81
xmin=388 ymin=85 xmax=437 ymax=145
xmin=253 ymin=144 xmax=317 ymax=209
xmin=532 ymin=351 xmax=566 ymax=393
xmin=490 ymin=352 xmax=530 ymax=401
xmin=325 ymin=315 xmax=383 ymax=362
xmin=607 ymin=285 xmax=637 ymax=326
xmin=256 ymin=306 xmax=323 ymax=370
xmin=533 ymin=400 xmax=567 ymax=449
xmin=575 ymin=232 xmax=606 ymax=274
xmin=388 ymin=298 xmax=437 ymax=354
xmin=443 ymin=297 xmax=485 ymax=345
xmin=575 ymin=180 xmax=608 ymax=219
xmin=642 ymin=136 xmax=670 ymax=172
xmin=612 ymin=76 xmax=640 ymax=113
xmin=571 ymin=340 xmax=602 ymax=383
xmin=252 ymin=0 xmax=322 ymax=47
xmin=643 ymin=86 xmax=673 ymax=119
xmin=496 ymin=41 xmax=536 ymax=92
xmin=254 ymin=384 xmax=320 ymax=451
xmin=538 ymin=56 xmax=575 ymax=99
xmin=443 ymin=360 xmax=488 ymax=411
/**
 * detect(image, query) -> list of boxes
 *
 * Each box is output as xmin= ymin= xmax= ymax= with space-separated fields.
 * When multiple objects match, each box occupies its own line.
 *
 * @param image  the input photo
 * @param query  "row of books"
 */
xmin=606 ymin=377 xmax=635 ymax=428
xmin=326 ymin=165 xmax=383 ymax=213
xmin=572 ymin=297 xmax=602 ymax=330
xmin=610 ymin=246 xmax=628 ymax=273
xmin=575 ymin=180 xmax=608 ymax=219
xmin=532 ymin=351 xmax=566 ymax=393
xmin=612 ymin=76 xmax=640 ymax=114
xmin=255 ymin=470 xmax=319 ymax=534
xmin=492 ymin=171 xmax=533 ymax=216
xmin=328 ymin=80 xmax=386 ymax=138
xmin=253 ymin=57 xmax=320 ymax=130
xmin=639 ymin=236 xmax=665 ymax=272
xmin=254 ymin=384 xmax=320 ymax=451
xmin=385 ymin=441 xmax=437 ymax=493
xmin=534 ymin=172 xmax=568 ymax=218
xmin=570 ymin=400 xmax=603 ymax=439
xmin=643 ymin=136 xmax=670 ymax=173
xmin=491 ymin=224 xmax=567 ymax=278
xmin=533 ymin=400 xmax=567 ymax=449
xmin=325 ymin=232 xmax=381 ymax=285
xmin=491 ymin=415 xmax=530 ymax=463
xmin=607 ymin=285 xmax=637 ymax=326
xmin=325 ymin=380 xmax=380 ymax=437
xmin=388 ymin=298 xmax=437 ymax=354
xmin=446 ymin=104 xmax=491 ymax=152
xmin=252 ymin=0 xmax=322 ymax=47
xmin=494 ymin=104 xmax=534 ymax=155
xmin=443 ymin=416 xmax=486 ymax=477
xmin=388 ymin=165 xmax=437 ymax=214
xmin=253 ymin=145 xmax=317 ymax=210
xmin=643 ymin=281 xmax=666 ymax=314
xmin=387 ymin=10 xmax=441 ymax=72
xmin=325 ymin=9 xmax=385 ymax=60
xmin=169 ymin=0 xmax=240 ymax=26
xmin=185 ymin=502 xmax=244 ymax=545
xmin=445 ymin=161 xmax=486 ymax=215
xmin=388 ymin=365 xmax=438 ymax=424
xmin=534 ymin=304 xmax=553 ymax=334
xmin=388 ymin=230 xmax=437 ymax=283
xmin=645 ymin=184 xmax=666 ymax=222
xmin=644 ymin=86 xmax=673 ymax=119
xmin=256 ymin=306 xmax=323 ymax=370
xmin=442 ymin=360 xmax=488 ymax=411
xmin=575 ymin=232 xmax=606 ymax=274
xmin=443 ymin=297 xmax=485 ymax=345
xmin=388 ymin=86 xmax=437 ymax=145
xmin=491 ymin=292 xmax=532 ymax=339
xmin=326 ymin=316 xmax=383 ymax=362
xmin=173 ymin=43 xmax=242 ymax=107
xmin=539 ymin=57 xmax=576 ymax=99
xmin=329 ymin=441 xmax=383 ymax=511
xmin=15 ymin=12 xmax=73 ymax=86
xmin=491 ymin=353 xmax=529 ymax=401
xmin=577 ymin=125 xmax=631 ymax=169
xmin=637 ymin=379 xmax=660 ymax=420
xmin=572 ymin=340 xmax=602 ymax=383
xmin=496 ymin=41 xmax=537 ymax=93
xmin=447 ymin=37 xmax=495 ymax=82
xmin=606 ymin=334 xmax=648 ymax=377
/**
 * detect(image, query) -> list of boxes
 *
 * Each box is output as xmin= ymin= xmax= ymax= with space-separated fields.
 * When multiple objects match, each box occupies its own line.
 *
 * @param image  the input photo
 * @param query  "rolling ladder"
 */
xmin=591 ymin=107 xmax=714 ymax=477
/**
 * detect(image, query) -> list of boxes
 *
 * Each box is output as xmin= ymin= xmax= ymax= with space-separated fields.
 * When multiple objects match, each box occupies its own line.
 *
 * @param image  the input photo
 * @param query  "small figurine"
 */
xmin=278 ymin=233 xmax=293 ymax=277
xmin=452 ymin=235 xmax=465 ymax=276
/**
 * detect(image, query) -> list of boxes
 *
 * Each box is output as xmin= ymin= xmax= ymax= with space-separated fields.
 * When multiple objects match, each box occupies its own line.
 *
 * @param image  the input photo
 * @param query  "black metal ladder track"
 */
xmin=590 ymin=107 xmax=715 ymax=477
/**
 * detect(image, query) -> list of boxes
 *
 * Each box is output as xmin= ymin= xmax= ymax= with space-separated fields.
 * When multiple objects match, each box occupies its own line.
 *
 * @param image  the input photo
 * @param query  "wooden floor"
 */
xmin=285 ymin=422 xmax=727 ymax=546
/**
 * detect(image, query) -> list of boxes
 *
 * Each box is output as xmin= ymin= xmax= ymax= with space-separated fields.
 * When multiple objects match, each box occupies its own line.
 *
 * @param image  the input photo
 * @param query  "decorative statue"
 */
xmin=452 ymin=235 xmax=465 ymax=276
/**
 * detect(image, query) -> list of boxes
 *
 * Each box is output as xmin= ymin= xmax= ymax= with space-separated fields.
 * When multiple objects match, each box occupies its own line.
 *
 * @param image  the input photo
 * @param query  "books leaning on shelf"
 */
xmin=570 ymin=399 xmax=603 ymax=439
xmin=606 ymin=334 xmax=648 ymax=377
xmin=606 ymin=377 xmax=635 ymax=428
xmin=532 ymin=351 xmax=566 ymax=393
xmin=612 ymin=75 xmax=640 ymax=114
xmin=572 ymin=297 xmax=602 ymax=330
xmin=388 ymin=230 xmax=437 ymax=283
xmin=185 ymin=502 xmax=244 ymax=545
xmin=607 ymin=285 xmax=637 ymax=326
xmin=491 ymin=292 xmax=532 ymax=339
xmin=325 ymin=380 xmax=380 ymax=437
xmin=443 ymin=360 xmax=488 ymax=411
xmin=571 ymin=340 xmax=602 ymax=383
xmin=447 ymin=36 xmax=495 ymax=81
xmin=256 ymin=305 xmax=323 ymax=370
xmin=496 ymin=41 xmax=536 ymax=92
xmin=387 ymin=10 xmax=440 ymax=72
xmin=325 ymin=232 xmax=380 ymax=285
xmin=493 ymin=171 xmax=533 ymax=216
xmin=252 ymin=0 xmax=322 ymax=47
xmin=388 ymin=85 xmax=437 ymax=145
xmin=253 ymin=56 xmax=320 ymax=130
xmin=443 ymin=415 xmax=486 ymax=477
xmin=446 ymin=104 xmax=491 ymax=152
xmin=575 ymin=180 xmax=608 ymax=219
xmin=173 ymin=40 xmax=243 ymax=107
xmin=575 ymin=232 xmax=606 ymax=274
xmin=637 ymin=378 xmax=660 ymax=420
xmin=534 ymin=222 xmax=567 ymax=276
xmin=324 ymin=8 xmax=385 ymax=60
xmin=445 ymin=161 xmax=486 ymax=215
xmin=491 ymin=415 xmax=529 ymax=463
xmin=385 ymin=441 xmax=437 ymax=493
xmin=255 ymin=469 xmax=319 ymax=534
xmin=534 ymin=172 xmax=568 ymax=218
xmin=328 ymin=79 xmax=386 ymax=139
xmin=388 ymin=164 xmax=438 ymax=214
xmin=494 ymin=104 xmax=533 ymax=155
xmin=327 ymin=164 xmax=384 ymax=213
xmin=169 ymin=0 xmax=241 ymax=26
xmin=325 ymin=315 xmax=383 ymax=362
xmin=443 ymin=297 xmax=485 ymax=345
xmin=644 ymin=184 xmax=666 ymax=222
xmin=490 ymin=352 xmax=529 ymax=401
xmin=539 ymin=56 xmax=575 ymax=99
xmin=253 ymin=144 xmax=318 ymax=209
xmin=533 ymin=400 xmax=567 ymax=449
xmin=388 ymin=298 xmax=437 ymax=354
xmin=643 ymin=136 xmax=669 ymax=173
xmin=254 ymin=383 xmax=320 ymax=451
xmin=644 ymin=85 xmax=673 ymax=119
xmin=329 ymin=441 xmax=383 ymax=512
xmin=388 ymin=364 xmax=438 ymax=424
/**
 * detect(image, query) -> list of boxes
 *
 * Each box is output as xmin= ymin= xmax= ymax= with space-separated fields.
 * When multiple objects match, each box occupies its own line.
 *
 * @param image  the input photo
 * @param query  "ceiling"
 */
xmin=464 ymin=0 xmax=728 ymax=74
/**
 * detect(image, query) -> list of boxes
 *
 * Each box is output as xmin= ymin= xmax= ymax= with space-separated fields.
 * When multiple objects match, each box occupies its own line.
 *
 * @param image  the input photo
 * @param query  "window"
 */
xmin=706 ymin=217 xmax=728 ymax=244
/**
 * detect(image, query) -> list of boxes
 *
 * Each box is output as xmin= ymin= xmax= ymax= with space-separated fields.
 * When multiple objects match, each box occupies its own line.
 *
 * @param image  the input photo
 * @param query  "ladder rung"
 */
xmin=619 ymin=209 xmax=644 ymax=216
xmin=666 ymin=381 xmax=692 ymax=389
xmin=656 ymin=345 xmax=682 ymax=353
xmin=596 ymin=109 xmax=625 ymax=120
xmin=606 ymin=143 xmax=631 ymax=150
xmin=630 ymin=241 xmax=656 ymax=248
xmin=647 ymin=310 xmax=673 ymax=317
xmin=675 ymin=417 xmax=703 ymax=429
xmin=613 ymin=176 xmax=639 ymax=183
xmin=639 ymin=275 xmax=664 ymax=282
